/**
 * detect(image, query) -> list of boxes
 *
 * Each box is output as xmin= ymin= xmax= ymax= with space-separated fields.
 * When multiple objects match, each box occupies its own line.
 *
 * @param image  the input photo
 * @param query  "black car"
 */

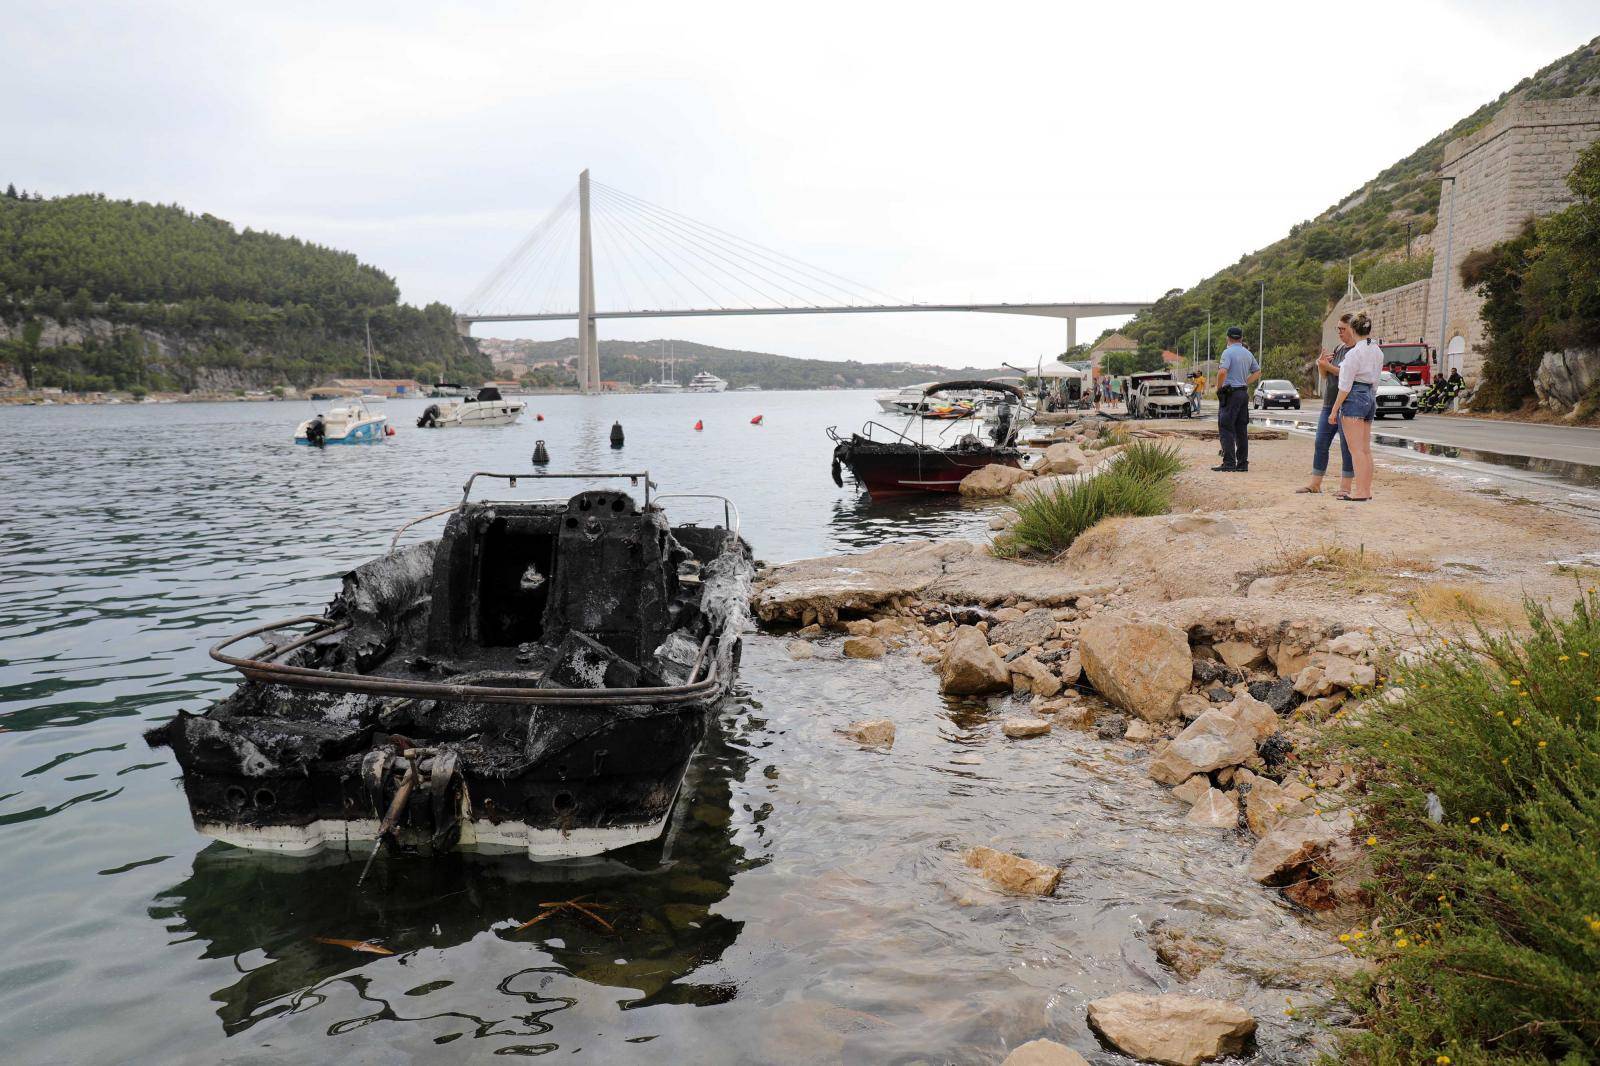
xmin=1252 ymin=379 xmax=1301 ymax=410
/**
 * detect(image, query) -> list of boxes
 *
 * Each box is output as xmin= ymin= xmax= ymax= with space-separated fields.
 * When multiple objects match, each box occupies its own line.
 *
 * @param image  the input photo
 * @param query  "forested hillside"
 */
xmin=491 ymin=337 xmax=1010 ymax=390
xmin=1112 ymin=35 xmax=1600 ymax=381
xmin=0 ymin=188 xmax=489 ymax=393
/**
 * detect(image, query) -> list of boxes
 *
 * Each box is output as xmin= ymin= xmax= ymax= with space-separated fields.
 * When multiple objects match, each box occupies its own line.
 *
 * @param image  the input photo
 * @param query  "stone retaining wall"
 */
xmin=1325 ymin=96 xmax=1600 ymax=379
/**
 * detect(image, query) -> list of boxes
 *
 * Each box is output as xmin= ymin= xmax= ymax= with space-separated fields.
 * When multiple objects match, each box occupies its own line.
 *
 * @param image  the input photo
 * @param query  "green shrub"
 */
xmin=1003 ymin=463 xmax=1178 ymax=557
xmin=1331 ymin=589 xmax=1600 ymax=1064
xmin=1114 ymin=439 xmax=1186 ymax=482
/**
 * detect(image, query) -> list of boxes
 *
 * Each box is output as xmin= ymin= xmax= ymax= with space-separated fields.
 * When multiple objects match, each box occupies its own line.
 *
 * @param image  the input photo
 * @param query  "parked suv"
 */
xmin=1252 ymin=379 xmax=1301 ymax=410
xmin=1374 ymin=371 xmax=1418 ymax=419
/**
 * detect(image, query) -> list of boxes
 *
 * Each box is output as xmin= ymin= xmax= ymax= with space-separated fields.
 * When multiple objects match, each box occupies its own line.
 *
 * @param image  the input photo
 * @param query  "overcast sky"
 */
xmin=6 ymin=1 xmax=1595 ymax=366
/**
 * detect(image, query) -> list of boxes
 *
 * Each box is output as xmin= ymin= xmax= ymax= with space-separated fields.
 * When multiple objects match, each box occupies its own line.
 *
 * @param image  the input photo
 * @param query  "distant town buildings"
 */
xmin=1087 ymin=332 xmax=1138 ymax=370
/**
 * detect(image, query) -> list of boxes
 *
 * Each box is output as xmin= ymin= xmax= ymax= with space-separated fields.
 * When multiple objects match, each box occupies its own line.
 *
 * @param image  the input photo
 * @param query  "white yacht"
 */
xmin=638 ymin=353 xmax=684 ymax=393
xmin=416 ymin=386 xmax=526 ymax=428
xmin=686 ymin=371 xmax=728 ymax=393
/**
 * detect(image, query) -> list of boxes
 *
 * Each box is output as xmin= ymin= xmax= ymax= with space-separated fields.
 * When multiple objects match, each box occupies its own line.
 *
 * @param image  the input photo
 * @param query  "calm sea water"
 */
xmin=0 ymin=393 xmax=1334 ymax=1064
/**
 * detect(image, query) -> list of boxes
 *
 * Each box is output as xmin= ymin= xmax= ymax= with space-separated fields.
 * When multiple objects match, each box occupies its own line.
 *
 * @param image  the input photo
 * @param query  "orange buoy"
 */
xmin=384 ymin=425 xmax=395 ymax=436
xmin=536 ymin=413 xmax=544 ymax=421
xmin=693 ymin=419 xmax=704 ymax=431
xmin=750 ymin=415 xmax=763 ymax=425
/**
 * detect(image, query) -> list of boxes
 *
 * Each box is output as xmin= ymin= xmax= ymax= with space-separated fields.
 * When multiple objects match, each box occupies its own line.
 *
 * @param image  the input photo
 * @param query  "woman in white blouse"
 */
xmin=1328 ymin=311 xmax=1381 ymax=501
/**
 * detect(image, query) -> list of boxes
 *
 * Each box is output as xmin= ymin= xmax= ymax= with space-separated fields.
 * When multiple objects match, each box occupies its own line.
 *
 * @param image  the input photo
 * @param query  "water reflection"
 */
xmin=148 ymin=707 xmax=754 ymax=1048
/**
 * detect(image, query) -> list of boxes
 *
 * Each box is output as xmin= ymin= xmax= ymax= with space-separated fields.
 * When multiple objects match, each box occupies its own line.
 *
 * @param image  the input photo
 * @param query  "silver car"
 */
xmin=1252 ymin=379 xmax=1301 ymax=410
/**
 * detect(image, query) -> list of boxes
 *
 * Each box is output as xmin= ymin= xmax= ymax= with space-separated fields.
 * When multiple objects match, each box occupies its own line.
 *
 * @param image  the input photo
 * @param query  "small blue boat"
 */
xmin=294 ymin=397 xmax=390 ymax=446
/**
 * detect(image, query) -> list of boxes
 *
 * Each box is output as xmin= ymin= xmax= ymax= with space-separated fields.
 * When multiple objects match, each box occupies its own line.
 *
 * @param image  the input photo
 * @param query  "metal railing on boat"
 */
xmin=210 ymin=617 xmax=721 ymax=706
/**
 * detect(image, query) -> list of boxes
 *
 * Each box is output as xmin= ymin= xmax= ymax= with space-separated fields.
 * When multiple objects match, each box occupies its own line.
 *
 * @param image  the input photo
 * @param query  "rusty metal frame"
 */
xmin=210 ymin=617 xmax=719 ymax=706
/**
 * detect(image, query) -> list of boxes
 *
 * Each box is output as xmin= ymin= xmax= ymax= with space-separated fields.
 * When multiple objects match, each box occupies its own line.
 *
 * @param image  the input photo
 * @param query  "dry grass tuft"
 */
xmin=1410 ymin=582 xmax=1520 ymax=625
xmin=1255 ymin=542 xmax=1437 ymax=597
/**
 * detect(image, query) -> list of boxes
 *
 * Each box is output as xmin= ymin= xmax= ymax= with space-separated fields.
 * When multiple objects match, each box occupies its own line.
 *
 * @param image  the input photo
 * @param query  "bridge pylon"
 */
xmin=577 ymin=169 xmax=599 ymax=394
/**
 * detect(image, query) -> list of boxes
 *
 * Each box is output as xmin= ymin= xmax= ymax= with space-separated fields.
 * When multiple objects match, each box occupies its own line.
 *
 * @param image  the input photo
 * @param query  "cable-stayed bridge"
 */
xmin=458 ymin=171 xmax=1154 ymax=393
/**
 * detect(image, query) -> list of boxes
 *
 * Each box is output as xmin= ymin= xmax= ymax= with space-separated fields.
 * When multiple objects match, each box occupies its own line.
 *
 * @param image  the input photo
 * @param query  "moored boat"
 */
xmin=416 ymin=386 xmax=526 ymax=428
xmin=146 ymin=472 xmax=752 ymax=862
xmin=686 ymin=371 xmax=728 ymax=393
xmin=829 ymin=380 xmax=1026 ymax=498
xmin=294 ymin=397 xmax=389 ymax=446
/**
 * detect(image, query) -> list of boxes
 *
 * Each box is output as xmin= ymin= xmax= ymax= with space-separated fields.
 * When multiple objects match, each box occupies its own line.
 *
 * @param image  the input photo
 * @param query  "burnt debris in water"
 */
xmin=147 ymin=479 xmax=752 ymax=865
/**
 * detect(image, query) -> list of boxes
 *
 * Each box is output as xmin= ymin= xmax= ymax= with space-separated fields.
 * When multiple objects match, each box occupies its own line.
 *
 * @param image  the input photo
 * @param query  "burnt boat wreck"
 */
xmin=148 ymin=472 xmax=752 ymax=861
xmin=829 ymin=380 xmax=1026 ymax=498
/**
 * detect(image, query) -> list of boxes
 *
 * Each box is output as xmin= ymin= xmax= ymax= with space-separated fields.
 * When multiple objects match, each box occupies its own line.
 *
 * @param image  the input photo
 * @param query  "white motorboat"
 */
xmin=294 ymin=397 xmax=390 ymax=446
xmin=638 ymin=350 xmax=684 ymax=393
xmin=875 ymin=382 xmax=937 ymax=414
xmin=416 ymin=386 xmax=526 ymax=428
xmin=686 ymin=371 xmax=728 ymax=393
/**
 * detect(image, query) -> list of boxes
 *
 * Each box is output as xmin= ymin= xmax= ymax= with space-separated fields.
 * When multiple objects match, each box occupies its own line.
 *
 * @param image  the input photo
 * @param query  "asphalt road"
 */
xmin=1246 ymin=407 xmax=1600 ymax=467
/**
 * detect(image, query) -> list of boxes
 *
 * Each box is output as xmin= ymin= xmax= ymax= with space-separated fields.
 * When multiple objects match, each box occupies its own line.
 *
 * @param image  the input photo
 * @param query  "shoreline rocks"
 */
xmin=1085 ymin=993 xmax=1256 ymax=1066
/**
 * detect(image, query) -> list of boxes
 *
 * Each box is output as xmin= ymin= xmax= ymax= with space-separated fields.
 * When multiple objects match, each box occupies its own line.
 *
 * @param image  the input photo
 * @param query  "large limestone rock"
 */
xmin=1320 ymin=653 xmax=1376 ymax=690
xmin=1534 ymin=346 xmax=1600 ymax=414
xmin=1009 ymin=655 xmax=1063 ymax=698
xmin=963 ymin=845 xmax=1061 ymax=896
xmin=1270 ymin=641 xmax=1313 ymax=679
xmin=1185 ymin=788 xmax=1239 ymax=829
xmin=1148 ymin=711 xmax=1258 ymax=785
xmin=1079 ymin=616 xmax=1192 ymax=722
xmin=1001 ymin=1039 xmax=1091 ymax=1066
xmin=1035 ymin=441 xmax=1088 ymax=476
xmin=1002 ymin=716 xmax=1051 ymax=738
xmin=939 ymin=626 xmax=1011 ymax=695
xmin=1248 ymin=809 xmax=1356 ymax=885
xmin=839 ymin=719 xmax=895 ymax=748
xmin=752 ymin=539 xmax=1109 ymax=622
xmin=842 ymin=635 xmax=886 ymax=659
xmin=989 ymin=608 xmax=1059 ymax=648
xmin=1217 ymin=694 xmax=1278 ymax=742
xmin=1010 ymin=473 xmax=1078 ymax=502
xmin=959 ymin=463 xmax=1032 ymax=498
xmin=1086 ymin=993 xmax=1256 ymax=1066
xmin=1243 ymin=776 xmax=1311 ymax=837
xmin=1213 ymin=640 xmax=1266 ymax=670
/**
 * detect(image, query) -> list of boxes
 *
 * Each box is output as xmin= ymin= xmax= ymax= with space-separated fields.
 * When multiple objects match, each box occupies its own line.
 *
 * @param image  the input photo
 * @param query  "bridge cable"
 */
xmin=593 ymin=180 xmax=904 ymax=306
xmin=585 ymin=189 xmax=725 ymax=310
xmin=593 ymin=185 xmax=803 ymax=308
xmin=593 ymin=184 xmax=840 ymax=309
xmin=496 ymin=198 xmax=576 ymax=316
xmin=461 ymin=187 xmax=578 ymax=314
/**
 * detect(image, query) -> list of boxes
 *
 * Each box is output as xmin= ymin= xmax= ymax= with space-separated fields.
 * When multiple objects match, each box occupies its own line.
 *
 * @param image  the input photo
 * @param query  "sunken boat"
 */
xmin=828 ymin=379 xmax=1025 ymax=498
xmin=147 ymin=471 xmax=752 ymax=862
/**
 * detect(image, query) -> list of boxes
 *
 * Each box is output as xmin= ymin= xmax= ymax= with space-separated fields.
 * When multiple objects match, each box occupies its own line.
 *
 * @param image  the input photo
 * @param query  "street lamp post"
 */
xmin=1437 ymin=175 xmax=1457 ymax=375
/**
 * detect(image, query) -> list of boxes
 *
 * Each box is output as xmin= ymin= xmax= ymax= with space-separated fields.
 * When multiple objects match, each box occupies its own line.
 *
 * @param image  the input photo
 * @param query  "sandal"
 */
xmin=1341 ymin=496 xmax=1372 ymax=502
xmin=1295 ymin=486 xmax=1320 ymax=494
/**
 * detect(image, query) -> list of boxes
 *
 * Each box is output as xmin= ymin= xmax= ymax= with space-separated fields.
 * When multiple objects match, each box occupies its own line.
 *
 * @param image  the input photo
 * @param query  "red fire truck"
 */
xmin=1378 ymin=341 xmax=1434 ymax=387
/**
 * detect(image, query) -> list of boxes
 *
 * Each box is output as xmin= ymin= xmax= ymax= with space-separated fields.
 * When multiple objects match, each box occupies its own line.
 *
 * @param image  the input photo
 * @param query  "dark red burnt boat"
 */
xmin=829 ymin=380 xmax=1025 ymax=498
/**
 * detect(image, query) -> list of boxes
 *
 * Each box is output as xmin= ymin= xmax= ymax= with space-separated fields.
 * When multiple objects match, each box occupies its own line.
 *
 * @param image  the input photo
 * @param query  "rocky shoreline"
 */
xmin=750 ymin=416 xmax=1600 ymax=1064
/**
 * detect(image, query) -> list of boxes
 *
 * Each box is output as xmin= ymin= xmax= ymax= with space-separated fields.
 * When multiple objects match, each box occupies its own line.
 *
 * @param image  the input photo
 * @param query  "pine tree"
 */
xmin=3 ymin=183 xmax=15 ymax=199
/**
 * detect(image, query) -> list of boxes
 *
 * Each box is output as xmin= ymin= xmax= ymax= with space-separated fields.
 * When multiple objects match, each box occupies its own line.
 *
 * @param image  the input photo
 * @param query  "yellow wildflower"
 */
xmin=1500 ymin=823 xmax=1510 ymax=832
xmin=1470 ymin=816 xmax=1481 ymax=824
xmin=1353 ymin=930 xmax=1365 ymax=939
xmin=1558 ymin=655 xmax=1570 ymax=662
xmin=1396 ymin=938 xmax=1410 ymax=948
xmin=1511 ymin=717 xmax=1522 ymax=726
xmin=1538 ymin=741 xmax=1548 ymax=749
xmin=1366 ymin=835 xmax=1378 ymax=846
xmin=1439 ymin=1055 xmax=1453 ymax=1064
xmin=1509 ymin=678 xmax=1522 ymax=686
xmin=1339 ymin=933 xmax=1351 ymax=942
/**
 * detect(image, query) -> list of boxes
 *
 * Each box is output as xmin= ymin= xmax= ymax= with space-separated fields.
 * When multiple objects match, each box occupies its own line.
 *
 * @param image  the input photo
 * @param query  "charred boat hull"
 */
xmin=149 ymin=484 xmax=752 ymax=861
xmin=830 ymin=436 xmax=1020 ymax=498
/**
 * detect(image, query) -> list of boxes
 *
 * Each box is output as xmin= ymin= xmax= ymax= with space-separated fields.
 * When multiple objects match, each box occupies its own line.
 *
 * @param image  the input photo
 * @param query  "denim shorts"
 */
xmin=1342 ymin=384 xmax=1376 ymax=422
